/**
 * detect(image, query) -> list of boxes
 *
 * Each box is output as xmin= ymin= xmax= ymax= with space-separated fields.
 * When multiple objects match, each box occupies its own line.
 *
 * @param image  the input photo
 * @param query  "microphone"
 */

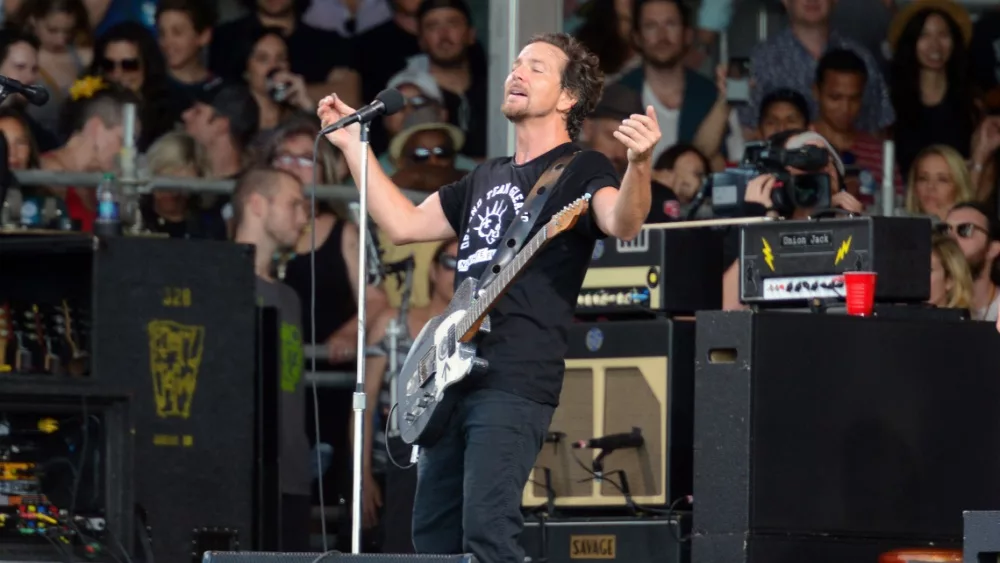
xmin=320 ymin=88 xmax=405 ymax=135
xmin=0 ymin=75 xmax=49 ymax=106
xmin=573 ymin=427 xmax=643 ymax=451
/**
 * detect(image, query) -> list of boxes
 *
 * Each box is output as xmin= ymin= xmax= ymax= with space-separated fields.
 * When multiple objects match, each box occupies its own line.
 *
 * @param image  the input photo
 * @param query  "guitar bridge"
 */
xmin=417 ymin=346 xmax=435 ymax=386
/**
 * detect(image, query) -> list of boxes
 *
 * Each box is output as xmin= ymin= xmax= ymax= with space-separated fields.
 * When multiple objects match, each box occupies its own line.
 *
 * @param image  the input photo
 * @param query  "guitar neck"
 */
xmin=458 ymin=228 xmax=549 ymax=338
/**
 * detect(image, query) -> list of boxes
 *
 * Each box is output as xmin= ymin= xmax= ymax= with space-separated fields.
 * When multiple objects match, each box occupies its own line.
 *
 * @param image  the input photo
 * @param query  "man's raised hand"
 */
xmin=317 ymin=94 xmax=360 ymax=149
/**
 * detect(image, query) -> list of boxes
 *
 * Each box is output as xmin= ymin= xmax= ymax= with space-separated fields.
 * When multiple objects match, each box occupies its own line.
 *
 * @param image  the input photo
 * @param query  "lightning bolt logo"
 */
xmin=835 ymin=236 xmax=853 ymax=265
xmin=761 ymin=238 xmax=775 ymax=272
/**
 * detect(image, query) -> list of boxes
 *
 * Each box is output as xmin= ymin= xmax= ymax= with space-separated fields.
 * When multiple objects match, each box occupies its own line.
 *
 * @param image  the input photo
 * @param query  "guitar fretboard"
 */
xmin=457 ymin=227 xmax=549 ymax=338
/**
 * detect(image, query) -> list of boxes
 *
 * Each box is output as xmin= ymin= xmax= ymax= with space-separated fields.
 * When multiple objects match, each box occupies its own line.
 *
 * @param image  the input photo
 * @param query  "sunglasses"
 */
xmin=407 ymin=95 xmax=431 ymax=109
xmin=936 ymin=222 xmax=991 ymax=240
xmin=101 ymin=58 xmax=140 ymax=72
xmin=273 ymin=154 xmax=313 ymax=168
xmin=412 ymin=146 xmax=455 ymax=163
xmin=438 ymin=253 xmax=457 ymax=270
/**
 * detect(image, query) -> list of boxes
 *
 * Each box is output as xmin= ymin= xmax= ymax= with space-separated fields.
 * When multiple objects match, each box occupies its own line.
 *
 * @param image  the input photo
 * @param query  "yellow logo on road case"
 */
xmin=147 ymin=320 xmax=205 ymax=420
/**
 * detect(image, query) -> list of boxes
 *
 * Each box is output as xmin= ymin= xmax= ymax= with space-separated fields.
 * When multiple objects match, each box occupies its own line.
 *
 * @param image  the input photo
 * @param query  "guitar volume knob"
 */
xmin=471 ymin=357 xmax=489 ymax=375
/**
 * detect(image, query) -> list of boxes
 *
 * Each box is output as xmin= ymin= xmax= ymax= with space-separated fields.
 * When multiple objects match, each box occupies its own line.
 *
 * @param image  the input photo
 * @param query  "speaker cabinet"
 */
xmin=693 ymin=310 xmax=998 ymax=563
xmin=522 ymin=319 xmax=694 ymax=509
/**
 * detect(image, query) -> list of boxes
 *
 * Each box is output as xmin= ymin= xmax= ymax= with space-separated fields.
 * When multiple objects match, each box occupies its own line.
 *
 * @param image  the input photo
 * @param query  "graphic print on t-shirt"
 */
xmin=458 ymin=182 xmax=526 ymax=274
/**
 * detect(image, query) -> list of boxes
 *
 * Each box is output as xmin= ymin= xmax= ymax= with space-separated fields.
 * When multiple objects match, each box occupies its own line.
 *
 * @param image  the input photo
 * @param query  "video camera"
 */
xmin=706 ymin=140 xmax=835 ymax=217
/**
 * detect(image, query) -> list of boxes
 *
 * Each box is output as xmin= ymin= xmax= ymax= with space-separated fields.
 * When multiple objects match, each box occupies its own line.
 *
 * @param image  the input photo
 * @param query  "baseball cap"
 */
xmin=387 ymin=70 xmax=444 ymax=105
xmin=591 ymin=83 xmax=643 ymax=121
xmin=196 ymin=83 xmax=260 ymax=147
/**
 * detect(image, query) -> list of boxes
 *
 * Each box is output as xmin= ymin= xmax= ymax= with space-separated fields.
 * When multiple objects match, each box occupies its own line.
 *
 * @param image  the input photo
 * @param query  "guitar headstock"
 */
xmin=545 ymin=194 xmax=591 ymax=238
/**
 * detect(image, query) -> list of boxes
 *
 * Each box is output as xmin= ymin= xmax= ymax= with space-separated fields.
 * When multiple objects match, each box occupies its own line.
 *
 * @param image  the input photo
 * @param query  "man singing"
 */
xmin=318 ymin=32 xmax=660 ymax=563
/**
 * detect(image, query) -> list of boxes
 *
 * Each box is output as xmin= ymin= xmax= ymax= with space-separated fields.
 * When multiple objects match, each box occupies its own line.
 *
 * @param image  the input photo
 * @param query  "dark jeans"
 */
xmin=412 ymin=388 xmax=554 ymax=563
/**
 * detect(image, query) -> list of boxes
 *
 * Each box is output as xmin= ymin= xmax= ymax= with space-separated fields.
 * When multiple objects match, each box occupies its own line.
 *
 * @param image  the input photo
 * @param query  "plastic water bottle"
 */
xmin=94 ymin=172 xmax=122 ymax=237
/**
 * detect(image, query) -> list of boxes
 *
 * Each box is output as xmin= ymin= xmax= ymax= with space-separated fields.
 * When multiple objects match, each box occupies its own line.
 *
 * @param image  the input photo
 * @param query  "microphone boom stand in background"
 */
xmin=350 ymin=122 xmax=372 ymax=554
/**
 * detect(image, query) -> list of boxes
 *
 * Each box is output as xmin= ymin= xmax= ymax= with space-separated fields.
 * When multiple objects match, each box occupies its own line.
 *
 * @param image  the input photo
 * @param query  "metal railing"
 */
xmin=11 ymin=169 xmax=430 ymax=204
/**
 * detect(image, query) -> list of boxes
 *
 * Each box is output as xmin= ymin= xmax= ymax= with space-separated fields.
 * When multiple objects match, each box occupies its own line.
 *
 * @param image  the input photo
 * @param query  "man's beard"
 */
xmin=429 ymin=49 xmax=466 ymax=69
xmin=501 ymin=103 xmax=528 ymax=122
xmin=643 ymin=46 xmax=685 ymax=70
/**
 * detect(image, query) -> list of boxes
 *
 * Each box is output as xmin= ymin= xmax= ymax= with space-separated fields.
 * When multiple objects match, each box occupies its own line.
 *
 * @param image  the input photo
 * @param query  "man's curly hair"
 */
xmin=529 ymin=33 xmax=604 ymax=141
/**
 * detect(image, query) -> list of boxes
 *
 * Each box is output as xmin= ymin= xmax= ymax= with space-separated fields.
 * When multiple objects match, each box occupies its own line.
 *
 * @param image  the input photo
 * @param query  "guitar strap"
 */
xmin=475 ymin=151 xmax=580 ymax=292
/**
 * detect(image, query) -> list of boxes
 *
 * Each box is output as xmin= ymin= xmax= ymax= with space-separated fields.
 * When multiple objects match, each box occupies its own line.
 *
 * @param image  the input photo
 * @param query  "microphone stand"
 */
xmin=350 ymin=122 xmax=372 ymax=555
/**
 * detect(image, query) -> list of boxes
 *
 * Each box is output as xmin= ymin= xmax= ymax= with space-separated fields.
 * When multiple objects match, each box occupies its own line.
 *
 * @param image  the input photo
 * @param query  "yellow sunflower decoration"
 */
xmin=69 ymin=75 xmax=108 ymax=101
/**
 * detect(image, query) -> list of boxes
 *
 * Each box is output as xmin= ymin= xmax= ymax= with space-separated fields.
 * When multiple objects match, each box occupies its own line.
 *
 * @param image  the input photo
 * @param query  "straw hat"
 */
xmin=887 ymin=0 xmax=972 ymax=54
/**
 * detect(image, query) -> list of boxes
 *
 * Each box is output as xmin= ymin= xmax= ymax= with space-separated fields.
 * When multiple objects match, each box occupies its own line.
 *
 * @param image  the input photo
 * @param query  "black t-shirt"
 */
xmin=209 ymin=16 xmax=356 ymax=85
xmin=437 ymin=143 xmax=619 ymax=406
xmin=970 ymin=11 xmax=1000 ymax=93
xmin=646 ymin=181 xmax=683 ymax=223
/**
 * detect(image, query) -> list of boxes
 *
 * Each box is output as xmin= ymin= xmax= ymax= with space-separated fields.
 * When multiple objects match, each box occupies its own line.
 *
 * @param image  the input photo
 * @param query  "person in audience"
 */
xmin=690 ymin=62 xmax=746 ymax=169
xmin=574 ymin=0 xmax=640 ymax=81
xmin=969 ymin=3 xmax=1000 ymax=106
xmin=262 ymin=115 xmax=388 ymax=365
xmin=89 ymin=0 xmax=158 ymax=37
xmin=39 ymin=78 xmax=141 ymax=232
xmin=616 ymin=0 xmax=739 ymax=164
xmin=903 ymin=145 xmax=974 ymax=220
xmin=210 ymin=0 xmax=361 ymax=108
xmin=888 ymin=0 xmax=976 ymax=180
xmin=929 ymin=232 xmax=974 ymax=311
xmin=16 ymin=0 xmax=93 ymax=139
xmin=0 ymin=31 xmax=58 ymax=152
xmin=378 ymin=69 xmax=475 ymax=173
xmin=140 ymin=131 xmax=226 ymax=239
xmin=156 ymin=0 xmax=223 ymax=111
xmin=810 ymin=49 xmax=901 ymax=206
xmin=581 ymin=82 xmax=641 ymax=176
xmin=244 ymin=27 xmax=315 ymax=131
xmin=757 ymin=88 xmax=810 ymax=140
xmin=740 ymin=0 xmax=894 ymax=137
xmin=721 ymin=129 xmax=863 ymax=310
xmin=357 ymin=238 xmax=458 ymax=551
xmin=181 ymin=82 xmax=258 ymax=181
xmin=0 ymin=108 xmax=39 ymax=171
xmin=355 ymin=0 xmax=421 ymax=112
xmin=303 ymin=0 xmax=393 ymax=36
xmin=402 ymin=0 xmax=487 ymax=160
xmin=87 ymin=21 xmax=175 ymax=150
xmin=231 ymin=166 xmax=312 ymax=552
xmin=646 ymin=142 xmax=710 ymax=222
xmin=389 ymin=106 xmax=466 ymax=193
xmin=181 ymin=83 xmax=259 ymax=227
xmin=941 ymin=202 xmax=1000 ymax=321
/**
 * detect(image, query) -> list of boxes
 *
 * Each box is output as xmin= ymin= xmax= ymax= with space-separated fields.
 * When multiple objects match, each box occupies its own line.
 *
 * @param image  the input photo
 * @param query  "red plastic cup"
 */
xmin=843 ymin=271 xmax=877 ymax=316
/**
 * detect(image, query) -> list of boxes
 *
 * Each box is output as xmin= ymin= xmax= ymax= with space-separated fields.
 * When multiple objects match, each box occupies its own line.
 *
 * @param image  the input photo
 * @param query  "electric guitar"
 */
xmin=396 ymin=195 xmax=591 ymax=447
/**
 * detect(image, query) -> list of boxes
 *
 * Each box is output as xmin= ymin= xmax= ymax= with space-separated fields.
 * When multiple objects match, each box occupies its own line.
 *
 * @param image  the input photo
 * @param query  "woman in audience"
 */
xmin=87 ymin=22 xmax=174 ymax=150
xmin=259 ymin=114 xmax=386 ymax=364
xmin=903 ymin=144 xmax=974 ymax=220
xmin=0 ymin=108 xmax=39 ymax=171
xmin=244 ymin=27 xmax=315 ymax=132
xmin=889 ymin=1 xmax=977 ymax=179
xmin=15 ymin=0 xmax=92 ymax=138
xmin=574 ymin=0 xmax=638 ymax=80
xmin=929 ymin=233 xmax=974 ymax=310
xmin=139 ymin=131 xmax=225 ymax=239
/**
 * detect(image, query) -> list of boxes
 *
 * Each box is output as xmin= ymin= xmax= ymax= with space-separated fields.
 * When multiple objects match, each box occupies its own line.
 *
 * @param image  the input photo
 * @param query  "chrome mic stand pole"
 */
xmin=350 ymin=122 xmax=371 ymax=555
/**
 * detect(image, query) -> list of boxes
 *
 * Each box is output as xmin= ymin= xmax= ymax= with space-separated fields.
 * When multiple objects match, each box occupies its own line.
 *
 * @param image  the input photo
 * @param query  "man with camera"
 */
xmin=720 ymin=129 xmax=864 ymax=310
